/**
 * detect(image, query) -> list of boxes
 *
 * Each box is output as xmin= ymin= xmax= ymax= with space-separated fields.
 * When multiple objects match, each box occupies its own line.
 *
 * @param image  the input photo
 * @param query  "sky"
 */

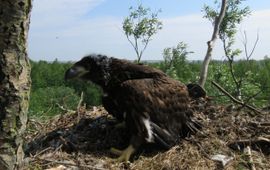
xmin=29 ymin=0 xmax=270 ymax=61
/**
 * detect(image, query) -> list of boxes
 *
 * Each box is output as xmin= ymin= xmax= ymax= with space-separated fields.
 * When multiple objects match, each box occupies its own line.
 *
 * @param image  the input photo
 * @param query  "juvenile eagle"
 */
xmin=65 ymin=54 xmax=200 ymax=162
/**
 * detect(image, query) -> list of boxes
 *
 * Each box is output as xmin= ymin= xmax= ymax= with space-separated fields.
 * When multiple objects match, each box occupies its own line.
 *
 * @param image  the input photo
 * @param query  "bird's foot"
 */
xmin=110 ymin=147 xmax=123 ymax=156
xmin=110 ymin=145 xmax=135 ymax=162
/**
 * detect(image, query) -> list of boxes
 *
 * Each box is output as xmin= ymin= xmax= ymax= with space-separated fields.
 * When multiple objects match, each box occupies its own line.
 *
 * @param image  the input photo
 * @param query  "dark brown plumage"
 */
xmin=65 ymin=54 xmax=200 ymax=161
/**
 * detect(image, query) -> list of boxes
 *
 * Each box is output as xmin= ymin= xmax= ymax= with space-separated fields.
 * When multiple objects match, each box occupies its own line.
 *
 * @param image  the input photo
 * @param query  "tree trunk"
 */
xmin=0 ymin=0 xmax=32 ymax=169
xmin=198 ymin=0 xmax=227 ymax=87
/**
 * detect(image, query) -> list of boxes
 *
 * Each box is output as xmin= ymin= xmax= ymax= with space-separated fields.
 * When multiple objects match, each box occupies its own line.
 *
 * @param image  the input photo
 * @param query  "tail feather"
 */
xmin=150 ymin=122 xmax=176 ymax=149
xmin=183 ymin=117 xmax=202 ymax=137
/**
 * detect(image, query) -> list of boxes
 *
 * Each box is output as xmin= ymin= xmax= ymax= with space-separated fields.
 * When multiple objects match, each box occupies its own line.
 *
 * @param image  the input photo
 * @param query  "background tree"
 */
xmin=123 ymin=3 xmax=162 ymax=63
xmin=198 ymin=0 xmax=227 ymax=87
xmin=161 ymin=42 xmax=193 ymax=82
xmin=0 ymin=0 xmax=32 ymax=169
xmin=218 ymin=1 xmax=251 ymax=98
xmin=202 ymin=0 xmax=252 ymax=100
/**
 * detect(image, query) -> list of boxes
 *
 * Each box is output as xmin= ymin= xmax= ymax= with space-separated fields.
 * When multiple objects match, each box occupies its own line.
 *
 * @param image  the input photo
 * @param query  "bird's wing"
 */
xmin=119 ymin=77 xmax=196 ymax=148
xmin=109 ymin=59 xmax=166 ymax=84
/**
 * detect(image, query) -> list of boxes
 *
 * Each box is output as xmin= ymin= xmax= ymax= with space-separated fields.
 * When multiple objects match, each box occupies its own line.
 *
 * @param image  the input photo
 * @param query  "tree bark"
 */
xmin=198 ymin=0 xmax=227 ymax=87
xmin=0 ymin=0 xmax=32 ymax=169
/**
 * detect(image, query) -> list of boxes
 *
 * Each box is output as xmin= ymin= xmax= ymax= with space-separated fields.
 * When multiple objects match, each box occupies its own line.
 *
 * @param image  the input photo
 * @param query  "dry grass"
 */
xmin=24 ymin=99 xmax=270 ymax=170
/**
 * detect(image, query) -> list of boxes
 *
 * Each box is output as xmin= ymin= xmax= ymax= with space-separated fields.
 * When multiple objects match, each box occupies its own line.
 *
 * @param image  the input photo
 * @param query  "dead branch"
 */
xmin=228 ymin=137 xmax=270 ymax=146
xmin=240 ymin=30 xmax=260 ymax=61
xmin=248 ymin=121 xmax=270 ymax=128
xmin=246 ymin=146 xmax=256 ymax=170
xmin=76 ymin=91 xmax=84 ymax=112
xmin=211 ymin=81 xmax=262 ymax=114
xmin=56 ymin=92 xmax=84 ymax=116
xmin=77 ymin=91 xmax=84 ymax=123
xmin=28 ymin=118 xmax=45 ymax=131
xmin=227 ymin=137 xmax=270 ymax=155
xmin=36 ymin=158 xmax=105 ymax=170
xmin=56 ymin=103 xmax=76 ymax=114
xmin=32 ymin=147 xmax=53 ymax=158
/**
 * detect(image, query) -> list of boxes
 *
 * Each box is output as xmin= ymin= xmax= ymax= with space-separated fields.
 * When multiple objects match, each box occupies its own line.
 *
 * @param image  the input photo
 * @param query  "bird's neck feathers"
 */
xmin=88 ymin=54 xmax=112 ymax=87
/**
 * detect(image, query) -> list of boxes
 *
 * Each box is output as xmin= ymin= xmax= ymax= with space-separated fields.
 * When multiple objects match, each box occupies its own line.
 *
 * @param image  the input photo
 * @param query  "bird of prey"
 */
xmin=65 ymin=54 xmax=200 ymax=162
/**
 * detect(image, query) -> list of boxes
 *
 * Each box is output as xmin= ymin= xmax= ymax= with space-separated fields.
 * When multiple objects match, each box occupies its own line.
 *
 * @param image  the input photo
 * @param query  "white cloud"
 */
xmin=147 ymin=9 xmax=270 ymax=61
xmin=29 ymin=5 xmax=270 ymax=61
xmin=30 ymin=0 xmax=105 ymax=29
xmin=29 ymin=15 xmax=128 ymax=61
xmin=146 ymin=14 xmax=213 ymax=60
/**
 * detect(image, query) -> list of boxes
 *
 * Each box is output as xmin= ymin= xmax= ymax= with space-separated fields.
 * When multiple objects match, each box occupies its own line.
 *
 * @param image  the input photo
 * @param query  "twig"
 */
xmin=77 ymin=92 xmax=84 ymax=112
xmin=227 ymin=137 xmax=270 ymax=155
xmin=56 ymin=103 xmax=76 ymax=114
xmin=32 ymin=147 xmax=53 ymax=158
xmin=211 ymin=81 xmax=262 ymax=114
xmin=240 ymin=30 xmax=260 ymax=61
xmin=28 ymin=118 xmax=45 ymax=128
xmin=229 ymin=137 xmax=270 ymax=145
xmin=246 ymin=146 xmax=256 ymax=170
xmin=242 ymin=90 xmax=262 ymax=107
xmin=51 ymin=144 xmax=63 ymax=156
xmin=77 ymin=91 xmax=84 ymax=123
xmin=249 ymin=121 xmax=270 ymax=128
xmin=37 ymin=158 xmax=106 ymax=170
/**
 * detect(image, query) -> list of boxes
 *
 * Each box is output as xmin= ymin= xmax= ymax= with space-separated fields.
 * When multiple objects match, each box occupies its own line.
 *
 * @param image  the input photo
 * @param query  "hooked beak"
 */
xmin=64 ymin=66 xmax=88 ymax=80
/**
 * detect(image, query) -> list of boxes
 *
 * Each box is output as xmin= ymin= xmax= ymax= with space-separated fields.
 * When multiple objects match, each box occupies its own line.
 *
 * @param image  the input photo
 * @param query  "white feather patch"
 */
xmin=143 ymin=118 xmax=154 ymax=142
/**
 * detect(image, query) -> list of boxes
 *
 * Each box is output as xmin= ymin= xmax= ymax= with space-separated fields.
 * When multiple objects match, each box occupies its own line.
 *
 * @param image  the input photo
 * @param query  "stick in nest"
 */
xmin=246 ymin=146 xmax=256 ymax=170
xmin=211 ymin=81 xmax=262 ymax=114
xmin=77 ymin=91 xmax=84 ymax=123
xmin=37 ymin=158 xmax=105 ymax=170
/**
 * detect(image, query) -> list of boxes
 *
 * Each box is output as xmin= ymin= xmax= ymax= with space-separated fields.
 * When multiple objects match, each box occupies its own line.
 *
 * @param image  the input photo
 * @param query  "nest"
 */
xmin=23 ymin=98 xmax=270 ymax=170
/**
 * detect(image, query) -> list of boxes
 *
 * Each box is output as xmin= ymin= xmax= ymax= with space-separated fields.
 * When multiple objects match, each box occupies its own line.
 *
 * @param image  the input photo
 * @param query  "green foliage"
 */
xmin=149 ymin=58 xmax=266 ymax=107
xmin=203 ymin=0 xmax=251 ymax=57
xmin=205 ymin=60 xmax=269 ymax=106
xmin=31 ymin=59 xmax=71 ymax=90
xmin=29 ymin=57 xmax=270 ymax=119
xmin=29 ymin=60 xmax=102 ymax=118
xmin=66 ymin=80 xmax=102 ymax=106
xmin=148 ymin=58 xmax=269 ymax=107
xmin=29 ymin=86 xmax=80 ymax=117
xmin=159 ymin=42 xmax=197 ymax=83
xmin=123 ymin=3 xmax=162 ymax=63
xmin=203 ymin=0 xmax=251 ymax=41
xmin=253 ymin=57 xmax=270 ymax=105
xmin=203 ymin=0 xmax=255 ymax=101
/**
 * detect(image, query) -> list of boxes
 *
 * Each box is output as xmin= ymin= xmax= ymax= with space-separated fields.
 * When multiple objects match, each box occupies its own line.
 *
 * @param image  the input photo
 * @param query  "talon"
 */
xmin=110 ymin=145 xmax=135 ymax=162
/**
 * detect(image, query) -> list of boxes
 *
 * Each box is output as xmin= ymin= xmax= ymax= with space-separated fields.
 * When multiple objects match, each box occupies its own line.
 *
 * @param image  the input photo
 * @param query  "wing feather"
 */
xmin=118 ymin=77 xmax=195 ymax=147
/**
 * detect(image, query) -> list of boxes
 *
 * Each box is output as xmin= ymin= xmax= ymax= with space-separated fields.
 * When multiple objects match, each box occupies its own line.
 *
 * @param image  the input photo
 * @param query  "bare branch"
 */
xmin=241 ymin=30 xmax=260 ymax=60
xmin=246 ymin=146 xmax=256 ymax=170
xmin=140 ymin=36 xmax=151 ymax=61
xmin=211 ymin=81 xmax=262 ymax=114
xmin=76 ymin=91 xmax=84 ymax=123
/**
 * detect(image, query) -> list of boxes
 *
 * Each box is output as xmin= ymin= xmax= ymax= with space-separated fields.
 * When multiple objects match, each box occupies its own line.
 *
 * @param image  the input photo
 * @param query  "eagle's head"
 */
xmin=65 ymin=54 xmax=111 ymax=86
